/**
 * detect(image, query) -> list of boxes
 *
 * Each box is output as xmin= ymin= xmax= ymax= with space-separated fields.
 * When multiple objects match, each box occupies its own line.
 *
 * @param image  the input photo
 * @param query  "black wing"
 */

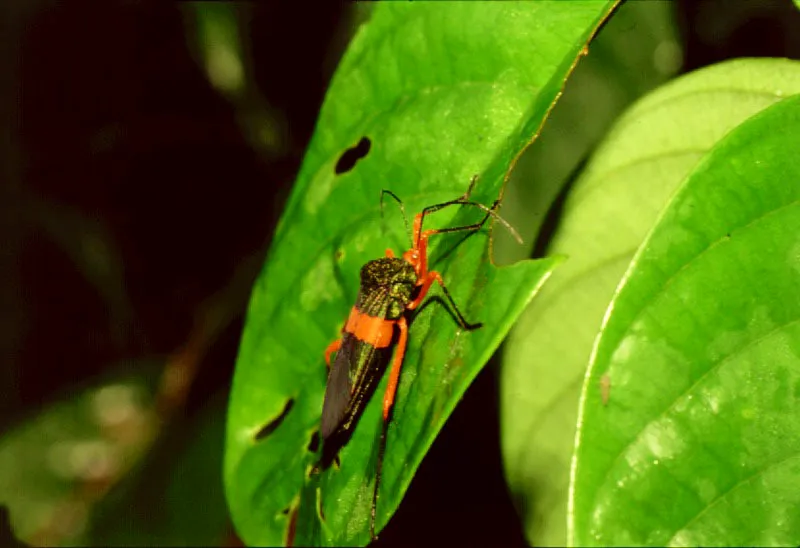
xmin=320 ymin=332 xmax=392 ymax=463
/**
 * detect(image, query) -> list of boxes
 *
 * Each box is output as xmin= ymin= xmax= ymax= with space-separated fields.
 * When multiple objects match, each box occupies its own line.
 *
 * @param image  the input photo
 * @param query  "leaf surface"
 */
xmin=224 ymin=2 xmax=616 ymax=545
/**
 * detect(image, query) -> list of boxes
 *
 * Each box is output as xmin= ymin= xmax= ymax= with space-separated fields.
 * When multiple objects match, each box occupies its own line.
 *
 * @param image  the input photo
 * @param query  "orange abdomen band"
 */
xmin=344 ymin=307 xmax=395 ymax=348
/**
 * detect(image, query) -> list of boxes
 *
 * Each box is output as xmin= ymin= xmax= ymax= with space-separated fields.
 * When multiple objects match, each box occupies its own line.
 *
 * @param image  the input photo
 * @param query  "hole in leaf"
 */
xmin=307 ymin=430 xmax=321 ymax=453
xmin=334 ymin=136 xmax=371 ymax=174
xmin=254 ymin=398 xmax=295 ymax=441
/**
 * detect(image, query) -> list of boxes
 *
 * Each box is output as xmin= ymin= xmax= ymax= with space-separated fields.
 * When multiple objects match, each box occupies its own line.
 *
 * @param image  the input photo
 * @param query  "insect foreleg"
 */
xmin=324 ymin=339 xmax=342 ymax=368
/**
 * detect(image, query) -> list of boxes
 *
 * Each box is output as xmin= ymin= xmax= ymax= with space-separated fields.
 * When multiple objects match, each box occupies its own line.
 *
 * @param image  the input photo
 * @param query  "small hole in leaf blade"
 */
xmin=307 ymin=430 xmax=321 ymax=453
xmin=334 ymin=136 xmax=371 ymax=174
xmin=254 ymin=398 xmax=295 ymax=441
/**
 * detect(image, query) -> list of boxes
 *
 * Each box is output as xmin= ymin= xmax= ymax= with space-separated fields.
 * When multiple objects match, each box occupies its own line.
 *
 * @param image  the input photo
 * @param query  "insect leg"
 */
xmin=324 ymin=339 xmax=342 ymax=368
xmin=382 ymin=316 xmax=408 ymax=420
xmin=372 ymin=421 xmax=388 ymax=541
xmin=412 ymin=176 xmax=521 ymax=247
xmin=417 ymin=199 xmax=521 ymax=245
xmin=408 ymin=270 xmax=481 ymax=330
xmin=371 ymin=316 xmax=408 ymax=541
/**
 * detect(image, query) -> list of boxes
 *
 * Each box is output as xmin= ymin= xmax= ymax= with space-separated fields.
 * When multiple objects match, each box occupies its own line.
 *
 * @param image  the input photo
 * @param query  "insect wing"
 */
xmin=320 ymin=290 xmax=396 ymax=458
xmin=320 ymin=333 xmax=358 ymax=440
xmin=322 ymin=332 xmax=392 ymax=437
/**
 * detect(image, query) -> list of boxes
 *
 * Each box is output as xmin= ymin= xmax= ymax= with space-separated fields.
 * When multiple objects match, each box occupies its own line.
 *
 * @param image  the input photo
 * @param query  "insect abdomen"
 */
xmin=321 ymin=333 xmax=391 ymax=450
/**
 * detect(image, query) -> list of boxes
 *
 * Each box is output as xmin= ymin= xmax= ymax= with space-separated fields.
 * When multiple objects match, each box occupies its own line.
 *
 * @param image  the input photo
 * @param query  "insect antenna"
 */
xmin=380 ymin=189 xmax=413 ymax=247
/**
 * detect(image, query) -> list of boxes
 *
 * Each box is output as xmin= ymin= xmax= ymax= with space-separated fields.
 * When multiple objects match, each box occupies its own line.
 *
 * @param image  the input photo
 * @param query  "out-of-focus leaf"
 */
xmin=183 ymin=3 xmax=288 ymax=158
xmin=570 ymin=93 xmax=800 ymax=546
xmin=495 ymin=0 xmax=682 ymax=265
xmin=224 ymin=2 xmax=616 ymax=546
xmin=502 ymin=57 xmax=800 ymax=545
xmin=88 ymin=391 xmax=230 ymax=546
xmin=0 ymin=363 xmax=161 ymax=546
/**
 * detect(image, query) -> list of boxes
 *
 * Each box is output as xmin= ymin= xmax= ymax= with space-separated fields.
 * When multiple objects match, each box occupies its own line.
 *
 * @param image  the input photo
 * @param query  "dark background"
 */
xmin=2 ymin=1 xmax=800 ymax=546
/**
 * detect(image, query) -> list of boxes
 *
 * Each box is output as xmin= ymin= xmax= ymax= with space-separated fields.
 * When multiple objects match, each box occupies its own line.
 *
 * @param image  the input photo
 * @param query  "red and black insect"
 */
xmin=318 ymin=176 xmax=519 ymax=540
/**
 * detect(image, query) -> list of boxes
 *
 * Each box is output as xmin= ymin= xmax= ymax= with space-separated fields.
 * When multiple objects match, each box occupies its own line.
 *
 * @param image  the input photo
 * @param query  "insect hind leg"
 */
xmin=409 ymin=270 xmax=482 ymax=331
xmin=371 ymin=316 xmax=408 ymax=541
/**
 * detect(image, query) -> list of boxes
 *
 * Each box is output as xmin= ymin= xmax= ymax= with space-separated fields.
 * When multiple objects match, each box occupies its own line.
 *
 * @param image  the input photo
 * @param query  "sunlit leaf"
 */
xmin=502 ymin=58 xmax=800 ymax=546
xmin=224 ymin=2 xmax=616 ymax=545
xmin=570 ymin=93 xmax=800 ymax=546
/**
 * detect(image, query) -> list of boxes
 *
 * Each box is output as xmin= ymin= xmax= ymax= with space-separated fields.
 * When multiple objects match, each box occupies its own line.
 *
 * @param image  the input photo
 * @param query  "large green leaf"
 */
xmin=224 ymin=2 xmax=616 ymax=546
xmin=501 ymin=58 xmax=800 ymax=546
xmin=570 ymin=93 xmax=800 ymax=545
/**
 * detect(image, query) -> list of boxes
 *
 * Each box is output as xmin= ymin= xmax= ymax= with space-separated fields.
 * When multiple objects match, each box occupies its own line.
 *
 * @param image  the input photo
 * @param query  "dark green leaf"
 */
xmin=224 ymin=2 xmax=616 ymax=546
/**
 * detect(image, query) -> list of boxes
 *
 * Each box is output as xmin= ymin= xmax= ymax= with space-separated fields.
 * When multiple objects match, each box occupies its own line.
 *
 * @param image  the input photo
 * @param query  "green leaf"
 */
xmin=224 ymin=2 xmax=616 ymax=546
xmin=502 ymin=57 xmax=800 ymax=545
xmin=494 ymin=0 xmax=682 ymax=265
xmin=570 ymin=93 xmax=800 ymax=545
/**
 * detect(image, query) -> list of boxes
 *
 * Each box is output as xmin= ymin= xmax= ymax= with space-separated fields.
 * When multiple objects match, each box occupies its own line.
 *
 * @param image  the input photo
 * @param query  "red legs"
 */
xmin=371 ymin=179 xmax=517 ymax=540
xmin=324 ymin=339 xmax=341 ymax=368
xmin=372 ymin=316 xmax=408 ymax=541
xmin=407 ymin=270 xmax=441 ymax=311
xmin=376 ymin=188 xmax=491 ymax=429
xmin=372 ymin=205 xmax=484 ymax=537
xmin=382 ymin=317 xmax=408 ymax=420
xmin=404 ymin=217 xmax=481 ymax=330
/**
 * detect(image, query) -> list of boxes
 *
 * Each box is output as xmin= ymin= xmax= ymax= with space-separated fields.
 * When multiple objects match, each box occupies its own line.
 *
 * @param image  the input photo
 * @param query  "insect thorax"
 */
xmin=357 ymin=257 xmax=417 ymax=319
